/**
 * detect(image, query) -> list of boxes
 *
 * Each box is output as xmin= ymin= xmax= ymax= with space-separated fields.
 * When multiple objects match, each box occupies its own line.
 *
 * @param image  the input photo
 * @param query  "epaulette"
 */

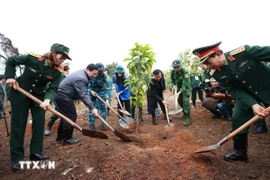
xmin=229 ymin=46 xmax=245 ymax=56
xmin=29 ymin=52 xmax=42 ymax=58
xmin=54 ymin=65 xmax=64 ymax=73
xmin=209 ymin=69 xmax=216 ymax=76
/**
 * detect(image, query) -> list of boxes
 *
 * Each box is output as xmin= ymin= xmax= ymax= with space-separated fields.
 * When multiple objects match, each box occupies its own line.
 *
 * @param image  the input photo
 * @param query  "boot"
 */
xmin=152 ymin=117 xmax=158 ymax=125
xmin=44 ymin=120 xmax=54 ymax=136
xmin=151 ymin=112 xmax=158 ymax=125
xmin=224 ymin=134 xmax=248 ymax=161
xmin=62 ymin=127 xmax=81 ymax=145
xmin=183 ymin=118 xmax=191 ymax=126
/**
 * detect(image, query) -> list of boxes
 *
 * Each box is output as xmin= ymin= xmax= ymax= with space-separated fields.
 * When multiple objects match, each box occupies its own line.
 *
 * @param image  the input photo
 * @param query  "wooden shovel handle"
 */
xmin=227 ymin=107 xmax=270 ymax=139
xmin=95 ymin=94 xmax=124 ymax=119
xmin=16 ymin=86 xmax=82 ymax=131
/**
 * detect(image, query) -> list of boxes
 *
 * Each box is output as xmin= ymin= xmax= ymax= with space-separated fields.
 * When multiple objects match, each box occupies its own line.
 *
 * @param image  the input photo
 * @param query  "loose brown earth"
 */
xmin=0 ymin=93 xmax=270 ymax=180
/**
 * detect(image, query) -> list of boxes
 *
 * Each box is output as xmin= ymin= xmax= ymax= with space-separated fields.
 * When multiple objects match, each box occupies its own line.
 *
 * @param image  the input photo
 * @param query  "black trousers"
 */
xmin=54 ymin=98 xmax=77 ymax=128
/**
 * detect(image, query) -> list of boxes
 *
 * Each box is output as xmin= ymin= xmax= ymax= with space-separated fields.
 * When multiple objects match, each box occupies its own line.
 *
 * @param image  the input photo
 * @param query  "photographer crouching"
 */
xmin=202 ymin=77 xmax=234 ymax=121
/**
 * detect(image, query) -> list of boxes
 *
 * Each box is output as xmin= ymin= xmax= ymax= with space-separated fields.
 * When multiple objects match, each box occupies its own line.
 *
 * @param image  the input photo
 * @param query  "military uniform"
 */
xmin=190 ymin=72 xmax=204 ymax=107
xmin=170 ymin=60 xmax=192 ymax=125
xmin=4 ymin=43 xmax=70 ymax=168
xmin=89 ymin=63 xmax=112 ymax=130
xmin=193 ymin=42 xmax=270 ymax=161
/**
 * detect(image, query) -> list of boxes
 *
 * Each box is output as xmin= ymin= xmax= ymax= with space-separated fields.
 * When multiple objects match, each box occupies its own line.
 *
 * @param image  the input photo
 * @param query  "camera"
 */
xmin=204 ymin=87 xmax=213 ymax=94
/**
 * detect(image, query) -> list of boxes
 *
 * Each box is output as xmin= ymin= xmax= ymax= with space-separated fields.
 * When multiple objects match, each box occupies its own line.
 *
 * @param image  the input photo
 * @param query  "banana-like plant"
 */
xmin=124 ymin=42 xmax=156 ymax=127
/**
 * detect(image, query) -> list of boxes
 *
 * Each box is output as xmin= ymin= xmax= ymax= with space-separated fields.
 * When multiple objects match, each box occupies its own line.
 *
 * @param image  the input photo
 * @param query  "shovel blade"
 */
xmin=164 ymin=123 xmax=175 ymax=131
xmin=193 ymin=144 xmax=219 ymax=154
xmin=118 ymin=117 xmax=135 ymax=129
xmin=169 ymin=110 xmax=181 ymax=115
xmin=155 ymin=108 xmax=163 ymax=116
xmin=119 ymin=120 xmax=129 ymax=129
xmin=114 ymin=129 xmax=132 ymax=142
xmin=82 ymin=129 xmax=108 ymax=139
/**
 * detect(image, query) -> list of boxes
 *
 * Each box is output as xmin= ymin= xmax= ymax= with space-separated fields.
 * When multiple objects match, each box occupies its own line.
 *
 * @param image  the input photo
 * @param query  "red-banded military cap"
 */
xmin=192 ymin=41 xmax=222 ymax=64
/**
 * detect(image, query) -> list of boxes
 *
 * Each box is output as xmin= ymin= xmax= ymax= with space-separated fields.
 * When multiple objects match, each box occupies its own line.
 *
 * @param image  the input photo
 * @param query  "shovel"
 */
xmin=16 ymin=86 xmax=108 ymax=139
xmin=169 ymin=87 xmax=181 ymax=115
xmin=95 ymin=113 xmax=132 ymax=142
xmin=193 ymin=108 xmax=270 ymax=154
xmin=164 ymin=103 xmax=175 ymax=130
xmin=163 ymin=92 xmax=175 ymax=130
xmin=95 ymin=94 xmax=134 ymax=129
xmin=115 ymin=90 xmax=131 ymax=116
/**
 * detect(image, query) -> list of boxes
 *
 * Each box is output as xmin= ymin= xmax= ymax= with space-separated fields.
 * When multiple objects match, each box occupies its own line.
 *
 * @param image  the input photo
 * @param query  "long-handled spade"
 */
xmin=163 ymin=91 xmax=175 ymax=130
xmin=16 ymin=86 xmax=108 ymax=139
xmin=95 ymin=94 xmax=134 ymax=129
xmin=169 ymin=87 xmax=182 ymax=115
xmin=95 ymin=113 xmax=132 ymax=142
xmin=193 ymin=108 xmax=270 ymax=154
xmin=115 ymin=90 xmax=131 ymax=116
xmin=164 ymin=103 xmax=175 ymax=130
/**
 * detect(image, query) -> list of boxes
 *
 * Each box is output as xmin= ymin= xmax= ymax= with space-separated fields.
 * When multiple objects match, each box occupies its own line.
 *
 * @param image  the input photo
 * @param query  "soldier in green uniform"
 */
xmin=193 ymin=42 xmax=270 ymax=161
xmin=5 ymin=43 xmax=71 ymax=170
xmin=190 ymin=66 xmax=204 ymax=108
xmin=170 ymin=59 xmax=192 ymax=125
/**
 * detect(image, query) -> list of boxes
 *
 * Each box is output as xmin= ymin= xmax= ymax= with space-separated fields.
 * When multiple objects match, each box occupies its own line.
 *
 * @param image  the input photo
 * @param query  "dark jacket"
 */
xmin=56 ymin=69 xmax=94 ymax=110
xmin=4 ymin=53 xmax=62 ymax=106
xmin=212 ymin=45 xmax=270 ymax=110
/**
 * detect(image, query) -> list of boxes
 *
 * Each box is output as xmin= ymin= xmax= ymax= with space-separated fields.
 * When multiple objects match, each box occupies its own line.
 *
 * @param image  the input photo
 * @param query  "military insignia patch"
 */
xmin=29 ymin=52 xmax=42 ymax=58
xmin=229 ymin=46 xmax=245 ymax=56
xmin=228 ymin=55 xmax=235 ymax=61
xmin=239 ymin=61 xmax=247 ymax=67
xmin=209 ymin=69 xmax=216 ymax=76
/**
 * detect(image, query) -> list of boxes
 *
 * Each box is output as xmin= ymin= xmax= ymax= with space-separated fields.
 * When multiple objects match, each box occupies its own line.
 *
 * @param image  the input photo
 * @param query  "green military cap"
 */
xmin=50 ymin=43 xmax=72 ymax=60
xmin=171 ymin=59 xmax=182 ymax=67
xmin=192 ymin=41 xmax=222 ymax=64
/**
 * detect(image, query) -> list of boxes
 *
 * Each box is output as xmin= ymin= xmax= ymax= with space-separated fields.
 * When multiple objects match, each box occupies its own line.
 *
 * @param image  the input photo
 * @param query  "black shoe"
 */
xmin=11 ymin=161 xmax=21 ymax=171
xmin=152 ymin=118 xmax=158 ymax=125
xmin=224 ymin=150 xmax=248 ymax=161
xmin=252 ymin=126 xmax=268 ymax=134
xmin=30 ymin=153 xmax=49 ymax=160
xmin=63 ymin=137 xmax=82 ymax=145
